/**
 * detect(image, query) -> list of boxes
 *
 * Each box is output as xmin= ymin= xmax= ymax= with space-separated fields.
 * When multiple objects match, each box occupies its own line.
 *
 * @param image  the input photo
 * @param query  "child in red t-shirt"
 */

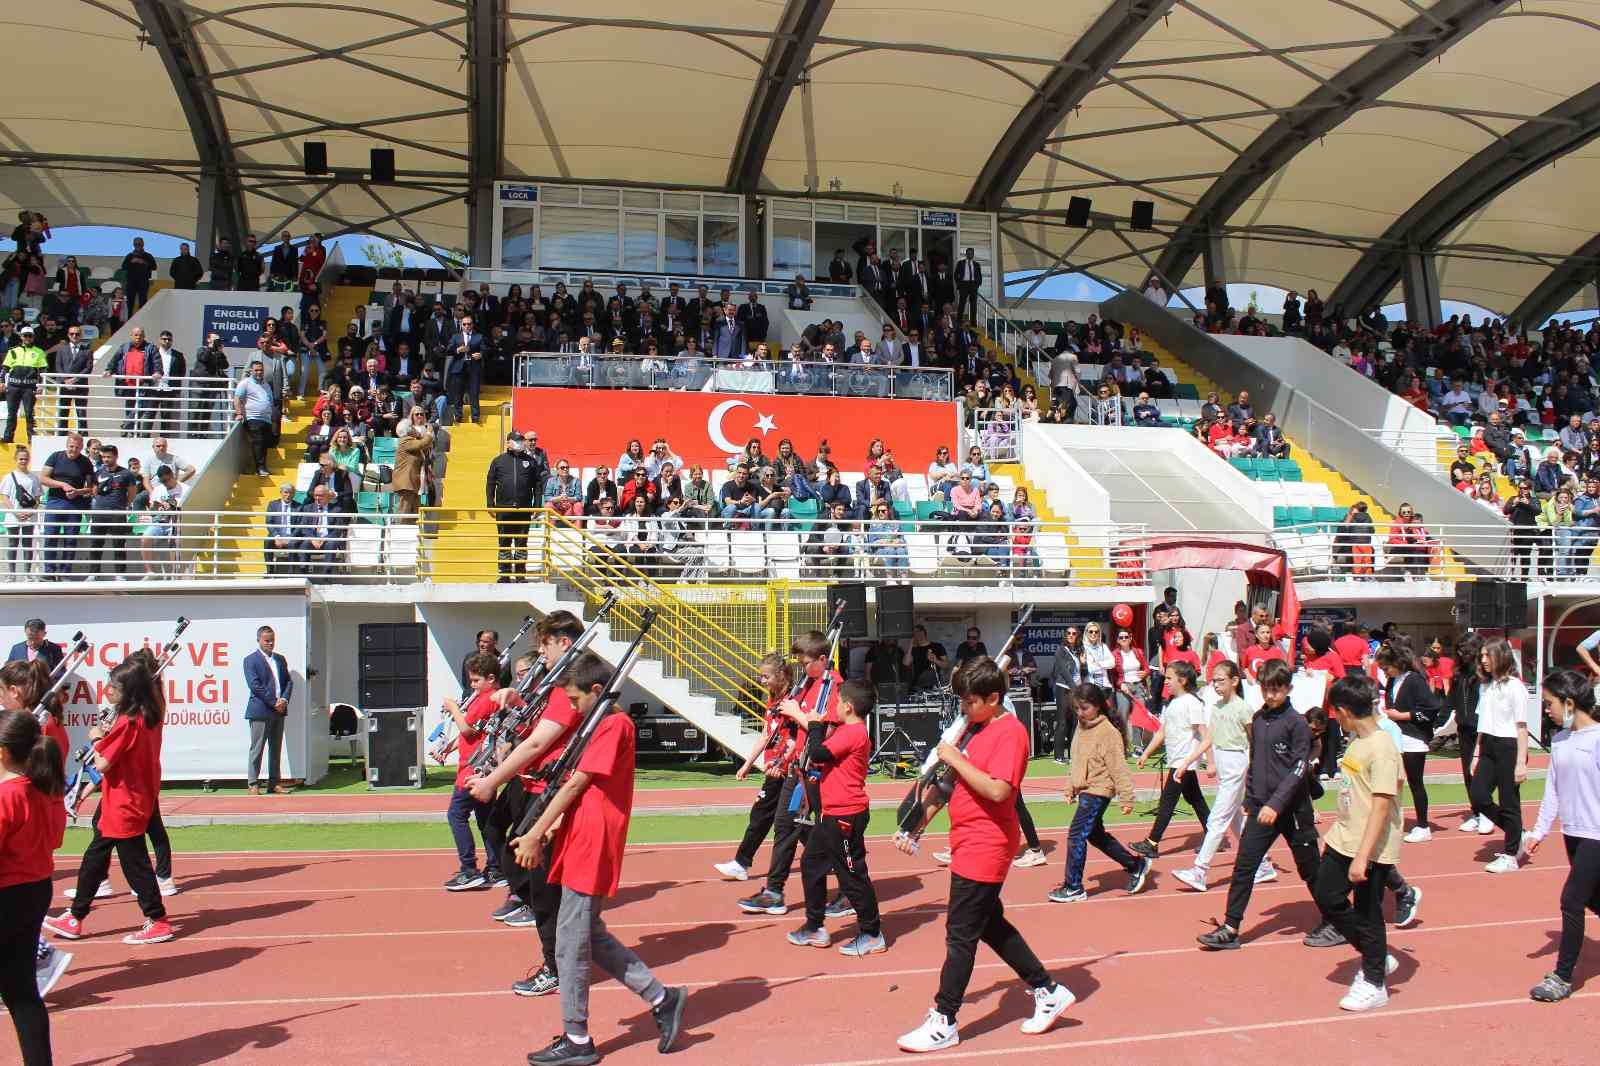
xmin=514 ymin=652 xmax=686 ymax=1066
xmin=895 ymin=658 xmax=1073 ymax=1053
xmin=1240 ymin=622 xmax=1289 ymax=680
xmin=782 ymin=679 xmax=885 ymax=956
xmin=0 ymin=707 xmax=69 ymax=1062
xmin=43 ymin=657 xmax=172 ymax=946
xmin=716 ymin=653 xmax=799 ymax=882
xmin=442 ymin=653 xmax=505 ymax=892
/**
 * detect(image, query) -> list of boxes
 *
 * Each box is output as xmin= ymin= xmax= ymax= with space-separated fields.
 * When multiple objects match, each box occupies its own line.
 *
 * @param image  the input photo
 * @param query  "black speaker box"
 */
xmin=1065 ymin=196 xmax=1092 ymax=227
xmin=875 ymin=702 xmax=945 ymax=750
xmin=1501 ymin=581 xmax=1527 ymax=629
xmin=304 ymin=141 xmax=328 ymax=176
xmin=636 ymin=716 xmax=708 ymax=755
xmin=359 ymin=623 xmax=428 ymax=709
xmin=1008 ymin=694 xmax=1035 ymax=758
xmin=827 ymin=583 xmax=869 ymax=639
xmin=370 ymin=147 xmax=396 ymax=184
xmin=1454 ymin=580 xmax=1527 ymax=630
xmin=1131 ymin=200 xmax=1155 ymax=231
xmin=877 ymin=584 xmax=915 ymax=639
xmin=365 ymin=709 xmax=421 ymax=789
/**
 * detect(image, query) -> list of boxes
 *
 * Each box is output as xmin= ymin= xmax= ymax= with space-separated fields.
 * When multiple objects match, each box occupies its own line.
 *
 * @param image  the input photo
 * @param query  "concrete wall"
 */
xmin=1020 ymin=420 xmax=1111 ymax=524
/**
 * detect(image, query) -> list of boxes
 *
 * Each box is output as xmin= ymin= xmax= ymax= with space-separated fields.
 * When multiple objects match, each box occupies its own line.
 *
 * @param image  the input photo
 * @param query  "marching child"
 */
xmin=1312 ymin=675 xmax=1402 ymax=1012
xmin=1133 ymin=660 xmax=1210 ymax=858
xmin=782 ymin=678 xmax=886 ymax=956
xmin=1470 ymin=639 xmax=1531 ymax=874
xmin=1523 ymin=669 xmax=1600 ymax=1003
xmin=43 ymin=657 xmax=173 ymax=945
xmin=1048 ymin=683 xmax=1150 ymax=902
xmin=0 ymin=705 xmax=68 ymax=1066
xmin=442 ymin=653 xmax=505 ymax=892
xmin=715 ymin=653 xmax=799 ymax=882
xmin=512 ymin=652 xmax=687 ymax=1065
xmin=894 ymin=657 xmax=1074 ymax=1052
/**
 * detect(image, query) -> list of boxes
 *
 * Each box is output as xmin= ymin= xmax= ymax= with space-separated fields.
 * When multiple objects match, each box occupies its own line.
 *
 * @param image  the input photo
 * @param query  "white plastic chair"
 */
xmin=700 ymin=527 xmax=731 ymax=573
xmin=346 ymin=523 xmax=383 ymax=570
xmin=731 ymin=529 xmax=766 ymax=574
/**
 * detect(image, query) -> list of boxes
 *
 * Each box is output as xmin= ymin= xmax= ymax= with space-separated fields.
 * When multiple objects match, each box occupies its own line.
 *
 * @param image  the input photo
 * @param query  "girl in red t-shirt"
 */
xmin=1238 ymin=623 xmax=1288 ymax=680
xmin=43 ymin=658 xmax=173 ymax=946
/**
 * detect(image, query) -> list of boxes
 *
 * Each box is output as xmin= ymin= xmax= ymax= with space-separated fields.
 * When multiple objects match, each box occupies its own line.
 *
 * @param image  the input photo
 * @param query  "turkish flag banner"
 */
xmin=513 ymin=388 xmax=959 ymax=470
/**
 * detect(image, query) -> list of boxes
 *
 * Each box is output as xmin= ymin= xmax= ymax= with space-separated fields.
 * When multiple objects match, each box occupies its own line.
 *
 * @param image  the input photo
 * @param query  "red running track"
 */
xmin=36 ymin=800 xmax=1598 ymax=1066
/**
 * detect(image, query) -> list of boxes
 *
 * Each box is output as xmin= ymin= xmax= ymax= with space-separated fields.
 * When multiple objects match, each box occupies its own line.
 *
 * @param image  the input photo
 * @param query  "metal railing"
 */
xmin=512 ymin=352 xmax=954 ymax=400
xmin=1362 ymin=426 xmax=1451 ymax=473
xmin=461 ymin=266 xmax=863 ymax=301
xmin=35 ymin=374 xmax=238 ymax=439
xmin=977 ymin=291 xmax=1095 ymax=417
xmin=1268 ymin=519 xmax=1585 ymax=582
xmin=968 ymin=406 xmax=1022 ymax=462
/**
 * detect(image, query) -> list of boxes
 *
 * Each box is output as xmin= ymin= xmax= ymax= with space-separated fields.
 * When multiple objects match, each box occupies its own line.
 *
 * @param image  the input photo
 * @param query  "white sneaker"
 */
xmin=897 ymin=1009 xmax=959 ymax=1053
xmin=931 ymin=850 xmax=951 ymax=866
xmin=1171 ymin=867 xmax=1208 ymax=892
xmin=1403 ymin=826 xmax=1432 ymax=843
xmin=1339 ymin=974 xmax=1389 ymax=1012
xmin=713 ymin=861 xmax=749 ymax=882
xmin=1012 ymin=848 xmax=1047 ymax=869
xmin=35 ymin=948 xmax=72 ymax=998
xmin=1253 ymin=862 xmax=1278 ymax=884
xmin=1457 ymin=814 xmax=1480 ymax=833
xmin=64 ymin=883 xmax=114 ymax=900
xmin=1485 ymin=852 xmax=1520 ymax=874
xmin=1020 ymin=983 xmax=1075 ymax=1035
xmin=1476 ymin=816 xmax=1496 ymax=836
xmin=156 ymin=876 xmax=178 ymax=897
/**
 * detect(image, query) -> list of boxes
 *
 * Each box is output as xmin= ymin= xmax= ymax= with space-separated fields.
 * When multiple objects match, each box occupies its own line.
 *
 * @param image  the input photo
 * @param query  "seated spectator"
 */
xmin=305 ymin=407 xmax=338 ymax=461
xmin=680 ymin=465 xmax=713 ymax=518
xmin=1011 ymin=487 xmax=1036 ymax=524
xmin=1472 ymin=470 xmax=1501 ymax=509
xmin=643 ymin=438 xmax=682 ymax=479
xmin=1090 ymin=383 xmax=1122 ymax=425
xmin=805 ymin=501 xmax=855 ymax=576
xmin=852 ymin=463 xmax=893 ymax=520
xmin=371 ymin=383 xmax=401 ymax=437
xmin=1534 ymin=448 xmax=1570 ymax=498
xmin=950 ymin=470 xmax=982 ymax=520
xmin=981 ymin=482 xmax=1008 ymax=520
xmin=959 ymin=445 xmax=990 ymax=489
xmin=1131 ymin=392 xmax=1161 ymax=427
xmin=727 ymin=437 xmax=769 ymax=472
xmin=865 ymin=502 xmax=908 ymax=579
xmin=928 ymin=445 xmax=959 ymax=502
xmin=1560 ymin=414 xmax=1590 ymax=455
xmin=975 ymin=503 xmax=1012 ymax=569
xmin=616 ymin=438 xmax=646 ymax=478
xmin=815 ymin=468 xmax=850 ymax=515
xmin=1482 ymin=411 xmax=1513 ymax=461
xmin=812 ymin=439 xmax=837 ymax=481
xmin=1200 ymin=391 xmax=1224 ymax=422
xmin=784 ymin=274 xmax=812 ymax=311
xmin=1226 ymin=389 xmax=1253 ymax=422
xmin=297 ymin=484 xmax=348 ymax=577
xmin=1253 ymin=412 xmax=1290 ymax=458
xmin=588 ymin=497 xmax=625 ymax=553
xmin=754 ymin=467 xmax=790 ymax=529
xmin=1020 ymin=384 xmax=1040 ymax=421
xmin=1438 ymin=377 xmax=1474 ymax=425
xmin=329 ymin=427 xmax=363 ymax=473
xmin=619 ymin=467 xmax=659 ymax=515
xmin=1142 ymin=357 xmax=1172 ymax=399
xmin=584 ymin=464 xmax=618 ymax=515
xmin=771 ymin=438 xmax=810 ymax=485
xmin=544 ymin=458 xmax=582 ymax=517
xmin=719 ymin=465 xmax=760 ymax=524
xmin=309 ymin=450 xmax=356 ymax=514
xmin=655 ymin=460 xmax=683 ymax=503
xmin=617 ymin=494 xmax=661 ymax=572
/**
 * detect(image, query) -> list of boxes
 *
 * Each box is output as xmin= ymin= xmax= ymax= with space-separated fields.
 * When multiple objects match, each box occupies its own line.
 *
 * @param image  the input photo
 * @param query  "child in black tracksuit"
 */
xmin=1198 ymin=659 xmax=1322 ymax=949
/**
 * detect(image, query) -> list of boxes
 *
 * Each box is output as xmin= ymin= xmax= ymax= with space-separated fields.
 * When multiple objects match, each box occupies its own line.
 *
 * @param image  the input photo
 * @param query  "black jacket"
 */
xmin=1385 ymin=671 xmax=1440 ymax=742
xmin=1245 ymin=703 xmax=1311 ymax=814
xmin=485 ymin=450 xmax=539 ymax=508
xmin=1449 ymin=672 xmax=1481 ymax=735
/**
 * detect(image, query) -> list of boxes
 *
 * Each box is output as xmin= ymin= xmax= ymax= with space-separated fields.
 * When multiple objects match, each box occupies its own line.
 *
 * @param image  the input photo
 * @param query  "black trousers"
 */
xmin=1313 ymin=847 xmax=1390 ymax=986
xmin=1469 ymin=734 xmax=1523 ymax=854
xmin=734 ymin=773 xmax=786 ymax=869
xmin=1557 ymin=835 xmax=1600 ymax=983
xmin=56 ymin=381 xmax=87 ymax=434
xmin=1457 ymin=725 xmax=1477 ymax=791
xmin=1401 ymin=750 xmax=1430 ymax=827
xmin=1015 ymin=792 xmax=1041 ymax=852
xmin=0 ymin=879 xmax=52 ymax=1065
xmin=494 ymin=510 xmax=534 ymax=578
xmin=1148 ymin=768 xmax=1209 ymax=844
xmin=1048 ymin=695 xmax=1075 ymax=760
xmin=763 ymin=775 xmax=809 ymax=894
xmin=801 ymin=810 xmax=879 ymax=935
xmin=71 ymin=822 xmax=165 ymax=923
xmin=147 ymin=804 xmax=172 ymax=881
xmin=935 ymin=873 xmax=1049 ymax=1020
xmin=492 ymin=780 xmax=560 ymax=972
xmin=2 ymin=385 xmax=35 ymax=442
xmin=956 ymin=284 xmax=978 ymax=323
xmin=1223 ymin=798 xmax=1321 ymax=931
xmin=90 ymin=511 xmax=127 ymax=576
xmin=243 ymin=418 xmax=272 ymax=472
xmin=1318 ymin=718 xmax=1344 ymax=779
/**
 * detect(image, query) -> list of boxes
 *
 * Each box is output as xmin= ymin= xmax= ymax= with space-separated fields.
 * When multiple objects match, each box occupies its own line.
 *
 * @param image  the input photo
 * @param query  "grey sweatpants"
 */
xmin=247 ymin=715 xmax=285 ymax=788
xmin=557 ymin=885 xmax=664 ymax=1039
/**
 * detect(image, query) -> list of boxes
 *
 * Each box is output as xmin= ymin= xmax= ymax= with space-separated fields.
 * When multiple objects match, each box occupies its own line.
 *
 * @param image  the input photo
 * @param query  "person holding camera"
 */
xmin=193 ymin=333 xmax=230 ymax=435
xmin=138 ymin=465 xmax=188 ymax=577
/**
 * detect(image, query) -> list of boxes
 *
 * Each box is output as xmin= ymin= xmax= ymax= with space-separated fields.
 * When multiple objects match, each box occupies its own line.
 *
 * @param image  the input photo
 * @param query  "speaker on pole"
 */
xmin=878 ymin=584 xmax=915 ymax=639
xmin=370 ymin=148 xmax=396 ymax=184
xmin=1130 ymin=200 xmax=1155 ymax=231
xmin=1065 ymin=196 xmax=1092 ymax=228
xmin=826 ymin=582 xmax=869 ymax=639
xmin=304 ymin=141 xmax=328 ymax=176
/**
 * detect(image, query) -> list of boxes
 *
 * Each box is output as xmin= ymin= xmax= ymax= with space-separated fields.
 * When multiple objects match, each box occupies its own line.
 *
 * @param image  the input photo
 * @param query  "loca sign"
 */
xmin=203 ymin=304 xmax=272 ymax=347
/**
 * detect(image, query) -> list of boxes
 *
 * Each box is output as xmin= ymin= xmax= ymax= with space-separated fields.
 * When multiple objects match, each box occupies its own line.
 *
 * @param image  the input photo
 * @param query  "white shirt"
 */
xmin=0 ymin=470 xmax=42 ymax=526
xmin=1162 ymin=693 xmax=1204 ymax=764
xmin=1477 ymin=676 xmax=1527 ymax=739
xmin=147 ymin=481 xmax=188 ymax=530
xmin=147 ymin=450 xmax=188 ymax=482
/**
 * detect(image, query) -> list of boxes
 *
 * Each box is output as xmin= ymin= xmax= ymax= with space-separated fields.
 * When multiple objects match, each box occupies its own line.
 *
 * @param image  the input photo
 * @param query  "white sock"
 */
xmin=650 ymin=990 xmax=666 ymax=1008
xmin=566 ymin=1033 xmax=592 ymax=1046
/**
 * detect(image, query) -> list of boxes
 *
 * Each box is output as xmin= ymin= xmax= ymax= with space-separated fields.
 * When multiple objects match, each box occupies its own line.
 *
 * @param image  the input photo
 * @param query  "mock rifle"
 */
xmin=512 ymin=609 xmax=657 ymax=839
xmin=892 ymin=604 xmax=1035 ymax=851
xmin=786 ymin=600 xmax=850 ymax=824
xmin=429 ymin=614 xmax=537 ymax=764
xmin=466 ymin=593 xmax=618 ymax=774
xmin=64 ymin=617 xmax=190 ymax=822
xmin=760 ymin=599 xmax=846 ymax=765
xmin=31 ymin=631 xmax=89 ymax=728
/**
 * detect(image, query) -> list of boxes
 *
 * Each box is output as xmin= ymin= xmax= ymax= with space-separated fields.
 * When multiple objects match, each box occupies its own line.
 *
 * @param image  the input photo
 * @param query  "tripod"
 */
xmin=870 ymin=721 xmax=925 ymax=778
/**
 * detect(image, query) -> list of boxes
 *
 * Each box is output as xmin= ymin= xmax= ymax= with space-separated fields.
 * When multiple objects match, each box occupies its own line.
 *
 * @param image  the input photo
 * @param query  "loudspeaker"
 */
xmin=636 ymin=716 xmax=708 ymax=756
xmin=827 ymin=582 xmax=869 ymax=639
xmin=370 ymin=148 xmax=396 ymax=184
xmin=304 ymin=141 xmax=328 ymax=176
xmin=1131 ymin=199 xmax=1154 ymax=231
xmin=878 ymin=584 xmax=915 ymax=639
xmin=1008 ymin=693 xmax=1035 ymax=757
xmin=365 ymin=709 xmax=422 ymax=789
xmin=358 ymin=623 xmax=428 ymax=709
xmin=875 ymin=702 xmax=944 ymax=750
xmin=1065 ymin=196 xmax=1092 ymax=228
xmin=1501 ymin=581 xmax=1527 ymax=629
xmin=1454 ymin=580 xmax=1527 ymax=630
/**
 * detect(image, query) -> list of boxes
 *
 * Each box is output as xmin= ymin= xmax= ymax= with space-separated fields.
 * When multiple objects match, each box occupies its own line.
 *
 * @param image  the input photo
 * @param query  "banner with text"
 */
xmin=513 ymin=387 xmax=958 ymax=468
xmin=0 ymin=593 xmax=309 ymax=781
xmin=203 ymin=303 xmax=274 ymax=348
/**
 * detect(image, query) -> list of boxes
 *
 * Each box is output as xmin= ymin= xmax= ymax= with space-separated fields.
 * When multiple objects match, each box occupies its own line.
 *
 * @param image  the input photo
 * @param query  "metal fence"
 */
xmin=36 ymin=374 xmax=238 ymax=439
xmin=513 ymin=353 xmax=953 ymax=401
xmin=968 ymin=406 xmax=1022 ymax=462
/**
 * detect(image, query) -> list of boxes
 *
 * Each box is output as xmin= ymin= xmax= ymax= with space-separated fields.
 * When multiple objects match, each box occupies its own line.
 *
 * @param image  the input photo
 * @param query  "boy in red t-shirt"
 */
xmin=514 ymin=652 xmax=687 ymax=1066
xmin=716 ymin=653 xmax=798 ymax=882
xmin=781 ymin=679 xmax=885 ymax=956
xmin=895 ymin=658 xmax=1073 ymax=1052
xmin=442 ymin=653 xmax=504 ymax=892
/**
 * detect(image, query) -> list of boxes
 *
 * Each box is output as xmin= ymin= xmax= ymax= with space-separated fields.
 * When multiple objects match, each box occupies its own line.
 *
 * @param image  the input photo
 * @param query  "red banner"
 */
xmin=512 ymin=388 xmax=959 ymax=470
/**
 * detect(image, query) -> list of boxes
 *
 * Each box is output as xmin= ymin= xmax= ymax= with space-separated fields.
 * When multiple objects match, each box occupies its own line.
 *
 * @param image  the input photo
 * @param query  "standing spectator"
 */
xmin=119 ymin=237 xmax=158 ymax=313
xmin=391 ymin=420 xmax=431 ymax=516
xmin=106 ymin=325 xmax=154 ymax=433
xmin=738 ymin=292 xmax=769 ymax=345
xmin=0 ymin=447 xmax=41 ymax=577
xmin=208 ymin=236 xmax=235 ymax=290
xmin=297 ymin=234 xmax=327 ymax=313
xmin=39 ymin=433 xmax=94 ymax=580
xmin=145 ymin=330 xmax=186 ymax=437
xmin=51 ymin=323 xmax=92 ymax=434
xmin=235 ymin=234 xmax=265 ymax=292
xmin=169 ymin=243 xmax=203 ymax=290
xmin=445 ymin=314 xmax=484 ymax=424
xmin=1 ymin=326 xmax=46 ymax=443
xmin=234 ymin=360 xmax=276 ymax=477
xmin=955 ymin=248 xmax=982 ymax=323
xmin=89 ymin=444 xmax=138 ymax=576
xmin=485 ymin=431 xmax=538 ymax=581
xmin=243 ymin=626 xmax=293 ymax=794
xmin=268 ymin=232 xmax=299 ymax=289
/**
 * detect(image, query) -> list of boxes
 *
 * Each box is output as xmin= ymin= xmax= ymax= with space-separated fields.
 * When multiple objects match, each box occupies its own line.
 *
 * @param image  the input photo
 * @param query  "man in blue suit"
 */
xmin=7 ymin=617 xmax=64 ymax=670
xmin=444 ymin=313 xmax=484 ymax=424
xmin=710 ymin=303 xmax=745 ymax=360
xmin=244 ymin=624 xmax=293 ymax=794
xmin=263 ymin=483 xmax=299 ymax=575
xmin=853 ymin=464 xmax=894 ymax=520
xmin=296 ymin=484 xmax=348 ymax=578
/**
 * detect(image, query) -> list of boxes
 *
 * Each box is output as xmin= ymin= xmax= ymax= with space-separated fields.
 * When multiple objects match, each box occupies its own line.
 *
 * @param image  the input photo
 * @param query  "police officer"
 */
xmin=1 ymin=324 xmax=47 ymax=443
xmin=485 ymin=431 xmax=538 ymax=582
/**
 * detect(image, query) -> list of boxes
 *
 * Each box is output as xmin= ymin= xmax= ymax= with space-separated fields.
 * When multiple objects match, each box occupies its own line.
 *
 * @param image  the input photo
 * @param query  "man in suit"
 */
xmin=359 ymin=356 xmax=387 ymax=398
xmin=445 ymin=314 xmax=484 ymax=424
xmin=956 ymin=247 xmax=983 ymax=323
xmin=710 ymin=303 xmax=746 ymax=360
xmin=423 ymin=302 xmax=454 ymax=364
xmin=384 ymin=290 xmax=421 ymax=355
xmin=852 ymin=464 xmax=893 ymax=519
xmin=1253 ymin=412 xmax=1291 ymax=459
xmin=297 ymin=484 xmax=348 ymax=578
xmin=930 ymin=263 xmax=956 ymax=315
xmin=388 ymin=339 xmax=422 ymax=388
xmin=899 ymin=257 xmax=931 ymax=308
xmin=737 ymin=292 xmax=769 ymax=345
xmin=263 ymin=483 xmax=300 ymax=575
xmin=7 ymin=618 xmax=64 ymax=670
xmin=243 ymin=624 xmax=294 ymax=794
xmin=660 ymin=282 xmax=687 ymax=321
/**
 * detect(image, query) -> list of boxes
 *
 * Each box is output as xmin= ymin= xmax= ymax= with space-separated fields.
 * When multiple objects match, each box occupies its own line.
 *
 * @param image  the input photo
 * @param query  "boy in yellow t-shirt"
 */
xmin=1314 ymin=674 xmax=1404 ymax=1013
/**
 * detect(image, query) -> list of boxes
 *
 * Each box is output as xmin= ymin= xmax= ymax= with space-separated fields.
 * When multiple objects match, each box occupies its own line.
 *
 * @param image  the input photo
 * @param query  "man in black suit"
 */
xmin=827 ymin=249 xmax=852 ymax=283
xmin=388 ymin=339 xmax=422 ymax=388
xmin=385 ymin=291 xmax=422 ymax=355
xmin=956 ymin=247 xmax=983 ymax=323
xmin=737 ymin=292 xmax=769 ymax=345
xmin=930 ymin=263 xmax=955 ymax=316
xmin=899 ymin=256 xmax=930 ymax=309
xmin=660 ymin=282 xmax=687 ymax=321
xmin=7 ymin=618 xmax=63 ymax=670
xmin=445 ymin=314 xmax=485 ymax=423
xmin=297 ymin=484 xmax=348 ymax=577
xmin=423 ymin=302 xmax=454 ymax=365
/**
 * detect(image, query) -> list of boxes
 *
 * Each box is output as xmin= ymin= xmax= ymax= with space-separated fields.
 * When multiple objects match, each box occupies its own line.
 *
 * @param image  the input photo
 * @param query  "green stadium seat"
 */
xmin=1229 ymin=457 xmax=1252 ymax=474
xmin=892 ymin=500 xmax=915 ymax=520
xmin=1288 ymin=506 xmax=1316 ymax=525
xmin=1278 ymin=460 xmax=1302 ymax=481
xmin=915 ymin=500 xmax=945 ymax=521
xmin=1313 ymin=506 xmax=1349 ymax=524
xmin=1273 ymin=506 xmax=1292 ymax=527
xmin=1174 ymin=383 xmax=1200 ymax=400
xmin=787 ymin=498 xmax=819 ymax=531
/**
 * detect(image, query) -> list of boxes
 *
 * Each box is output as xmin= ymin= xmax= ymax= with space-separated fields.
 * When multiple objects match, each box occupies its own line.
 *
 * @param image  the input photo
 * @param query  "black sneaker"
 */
xmin=824 ymin=894 xmax=855 ymax=919
xmin=513 ymin=965 xmax=559 ymax=997
xmin=1127 ymin=857 xmax=1153 ymax=895
xmin=485 ymin=869 xmax=508 ymax=889
xmin=737 ymin=889 xmax=788 ymax=915
xmin=652 ymin=986 xmax=688 ymax=1053
xmin=1197 ymin=922 xmax=1240 ymax=951
xmin=1302 ymin=921 xmax=1348 ymax=948
xmin=444 ymin=870 xmax=487 ymax=891
xmin=503 ymin=905 xmax=539 ymax=928
xmin=527 ymin=1034 xmax=598 ymax=1066
xmin=1130 ymin=839 xmax=1158 ymax=859
xmin=1393 ymin=886 xmax=1422 ymax=929
xmin=491 ymin=896 xmax=525 ymax=921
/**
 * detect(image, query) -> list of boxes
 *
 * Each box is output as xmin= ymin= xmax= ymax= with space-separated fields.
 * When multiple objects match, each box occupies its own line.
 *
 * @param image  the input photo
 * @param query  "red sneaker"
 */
xmin=123 ymin=918 xmax=174 ymax=945
xmin=42 ymin=913 xmax=83 ymax=940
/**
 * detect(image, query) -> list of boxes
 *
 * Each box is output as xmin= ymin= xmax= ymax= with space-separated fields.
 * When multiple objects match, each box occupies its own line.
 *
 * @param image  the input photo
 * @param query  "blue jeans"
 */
xmin=1572 ymin=527 xmax=1600 ymax=577
xmin=1062 ymin=793 xmax=1139 ymax=892
xmin=721 ymin=502 xmax=755 ymax=521
xmin=43 ymin=500 xmax=84 ymax=579
xmin=446 ymin=786 xmax=500 ymax=873
xmin=875 ymin=544 xmax=909 ymax=572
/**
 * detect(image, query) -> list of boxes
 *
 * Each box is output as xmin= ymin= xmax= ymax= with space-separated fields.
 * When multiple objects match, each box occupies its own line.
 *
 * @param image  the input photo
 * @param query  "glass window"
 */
xmin=539 ymin=206 xmax=618 ymax=270
xmin=540 ymin=184 xmax=579 ymax=205
xmin=813 ymin=202 xmax=846 ymax=221
xmin=580 ymin=186 xmax=619 ymax=206
xmin=664 ymin=215 xmax=699 ymax=274
xmin=880 ymin=207 xmax=917 ymax=225
xmin=703 ymin=217 xmax=740 ymax=276
xmin=664 ymin=193 xmax=700 ymax=212
xmin=623 ymin=190 xmax=661 ymax=209
xmin=772 ymin=199 xmax=812 ymax=219
xmin=622 ymin=213 xmax=659 ymax=271
xmin=702 ymin=194 xmax=739 ymax=214
xmin=500 ymin=207 xmax=536 ymax=270
xmin=771 ymin=218 xmax=812 ymax=277
xmin=847 ymin=205 xmax=877 ymax=223
xmin=879 ymin=226 xmax=912 ymax=262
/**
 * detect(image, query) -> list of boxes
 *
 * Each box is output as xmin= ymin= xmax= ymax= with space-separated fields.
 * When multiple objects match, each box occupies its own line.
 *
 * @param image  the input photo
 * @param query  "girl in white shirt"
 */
xmin=1131 ymin=661 xmax=1210 ymax=859
xmin=1470 ymin=639 xmax=1530 ymax=874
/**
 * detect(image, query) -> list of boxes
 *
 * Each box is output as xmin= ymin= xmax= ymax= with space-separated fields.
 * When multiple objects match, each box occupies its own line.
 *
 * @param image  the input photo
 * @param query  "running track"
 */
xmin=39 ymin=800 xmax=1597 ymax=1065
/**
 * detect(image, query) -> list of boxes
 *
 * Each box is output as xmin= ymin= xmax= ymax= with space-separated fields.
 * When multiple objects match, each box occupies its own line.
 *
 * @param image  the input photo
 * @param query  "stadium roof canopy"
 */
xmin=8 ymin=1 xmax=1600 ymax=322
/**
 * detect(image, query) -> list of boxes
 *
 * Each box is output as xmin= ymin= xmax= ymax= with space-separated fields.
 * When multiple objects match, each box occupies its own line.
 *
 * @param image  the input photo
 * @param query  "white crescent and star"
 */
xmin=706 ymin=399 xmax=778 ymax=453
